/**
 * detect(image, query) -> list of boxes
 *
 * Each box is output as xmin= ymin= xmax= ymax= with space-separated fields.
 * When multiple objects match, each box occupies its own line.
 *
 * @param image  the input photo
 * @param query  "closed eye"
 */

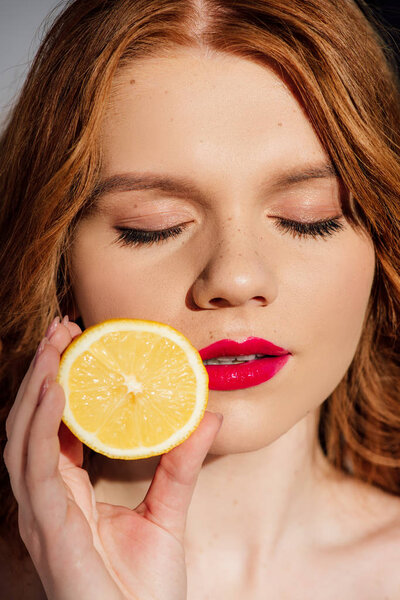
xmin=113 ymin=224 xmax=188 ymax=247
xmin=272 ymin=216 xmax=345 ymax=239
xmin=112 ymin=216 xmax=345 ymax=247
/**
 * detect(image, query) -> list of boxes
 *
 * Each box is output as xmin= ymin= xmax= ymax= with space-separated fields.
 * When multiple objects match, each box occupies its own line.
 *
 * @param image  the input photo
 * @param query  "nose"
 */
xmin=190 ymin=222 xmax=277 ymax=309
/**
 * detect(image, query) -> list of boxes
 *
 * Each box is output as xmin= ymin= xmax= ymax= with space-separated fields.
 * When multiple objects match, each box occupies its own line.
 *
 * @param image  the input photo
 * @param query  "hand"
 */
xmin=4 ymin=317 xmax=223 ymax=600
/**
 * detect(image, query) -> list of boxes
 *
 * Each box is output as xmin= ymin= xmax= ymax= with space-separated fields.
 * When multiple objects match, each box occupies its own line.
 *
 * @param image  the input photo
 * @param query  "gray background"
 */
xmin=0 ymin=0 xmax=65 ymax=128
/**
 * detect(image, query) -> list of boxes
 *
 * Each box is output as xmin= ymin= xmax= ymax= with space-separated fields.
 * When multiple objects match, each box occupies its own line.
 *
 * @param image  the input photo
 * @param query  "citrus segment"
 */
xmin=57 ymin=319 xmax=209 ymax=459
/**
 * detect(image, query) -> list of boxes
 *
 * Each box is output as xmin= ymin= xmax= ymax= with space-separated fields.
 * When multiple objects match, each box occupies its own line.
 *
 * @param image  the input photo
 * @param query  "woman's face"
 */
xmin=70 ymin=48 xmax=375 ymax=454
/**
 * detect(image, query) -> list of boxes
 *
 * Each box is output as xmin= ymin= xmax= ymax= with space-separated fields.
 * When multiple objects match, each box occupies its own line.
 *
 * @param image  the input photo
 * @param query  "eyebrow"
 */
xmin=91 ymin=161 xmax=338 ymax=203
xmin=270 ymin=162 xmax=337 ymax=189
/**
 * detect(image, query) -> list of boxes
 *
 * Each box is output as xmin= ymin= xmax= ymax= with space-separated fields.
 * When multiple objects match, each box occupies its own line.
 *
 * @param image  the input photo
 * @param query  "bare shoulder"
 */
xmin=348 ymin=482 xmax=400 ymax=598
xmin=342 ymin=475 xmax=400 ymax=546
xmin=359 ymin=480 xmax=400 ymax=535
xmin=0 ymin=538 xmax=47 ymax=600
xmin=370 ymin=490 xmax=400 ymax=586
xmin=359 ymin=507 xmax=400 ymax=599
xmin=313 ymin=469 xmax=400 ymax=598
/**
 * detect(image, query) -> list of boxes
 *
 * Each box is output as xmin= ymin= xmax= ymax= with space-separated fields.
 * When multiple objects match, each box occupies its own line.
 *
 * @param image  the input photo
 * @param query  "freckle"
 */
xmin=164 ymin=89 xmax=168 ymax=94
xmin=130 ymin=79 xmax=135 ymax=85
xmin=227 ymin=217 xmax=232 ymax=221
xmin=233 ymin=499 xmax=238 ymax=506
xmin=278 ymin=122 xmax=283 ymax=127
xmin=238 ymin=253 xmax=242 ymax=257
xmin=237 ymin=228 xmax=241 ymax=232
xmin=170 ymin=118 xmax=174 ymax=122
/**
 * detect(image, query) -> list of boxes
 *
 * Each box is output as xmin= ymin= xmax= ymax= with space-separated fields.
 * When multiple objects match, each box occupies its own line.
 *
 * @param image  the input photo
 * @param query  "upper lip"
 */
xmin=198 ymin=337 xmax=291 ymax=360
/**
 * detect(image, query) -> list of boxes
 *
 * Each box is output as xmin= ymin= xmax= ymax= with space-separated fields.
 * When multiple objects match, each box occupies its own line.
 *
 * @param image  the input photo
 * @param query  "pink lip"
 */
xmin=199 ymin=337 xmax=291 ymax=391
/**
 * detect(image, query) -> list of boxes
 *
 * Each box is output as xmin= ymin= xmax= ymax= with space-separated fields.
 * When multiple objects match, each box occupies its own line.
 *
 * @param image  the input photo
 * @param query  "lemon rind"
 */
xmin=57 ymin=318 xmax=209 ymax=459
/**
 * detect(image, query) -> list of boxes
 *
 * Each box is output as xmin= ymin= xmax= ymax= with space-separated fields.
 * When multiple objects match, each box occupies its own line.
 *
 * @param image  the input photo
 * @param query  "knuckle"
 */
xmin=48 ymin=327 xmax=72 ymax=352
xmin=35 ymin=343 xmax=60 ymax=373
xmin=5 ymin=415 xmax=13 ymax=441
xmin=2 ymin=442 xmax=10 ymax=468
xmin=18 ymin=511 xmax=41 ymax=553
xmin=47 ymin=342 xmax=62 ymax=361
xmin=38 ymin=338 xmax=59 ymax=358
xmin=161 ymin=454 xmax=193 ymax=487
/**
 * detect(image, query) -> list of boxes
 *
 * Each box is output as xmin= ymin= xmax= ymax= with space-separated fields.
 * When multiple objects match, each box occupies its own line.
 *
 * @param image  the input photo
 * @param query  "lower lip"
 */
xmin=203 ymin=355 xmax=291 ymax=391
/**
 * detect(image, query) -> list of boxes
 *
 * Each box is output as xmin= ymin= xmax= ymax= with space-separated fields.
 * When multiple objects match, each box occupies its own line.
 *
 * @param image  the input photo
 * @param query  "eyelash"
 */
xmin=114 ymin=216 xmax=345 ymax=247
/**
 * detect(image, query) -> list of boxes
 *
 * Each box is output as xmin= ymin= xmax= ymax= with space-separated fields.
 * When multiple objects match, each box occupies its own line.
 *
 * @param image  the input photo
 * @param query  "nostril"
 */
xmin=209 ymin=298 xmax=230 ymax=307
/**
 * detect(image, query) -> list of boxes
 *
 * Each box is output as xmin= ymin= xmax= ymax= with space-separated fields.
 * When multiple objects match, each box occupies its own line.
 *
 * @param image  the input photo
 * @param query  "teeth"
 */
xmin=203 ymin=354 xmax=267 ymax=365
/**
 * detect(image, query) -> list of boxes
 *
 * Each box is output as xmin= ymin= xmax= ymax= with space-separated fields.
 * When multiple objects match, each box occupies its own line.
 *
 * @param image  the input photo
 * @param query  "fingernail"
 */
xmin=38 ymin=376 xmax=51 ymax=405
xmin=62 ymin=314 xmax=69 ymax=326
xmin=34 ymin=337 xmax=49 ymax=366
xmin=45 ymin=316 xmax=60 ymax=339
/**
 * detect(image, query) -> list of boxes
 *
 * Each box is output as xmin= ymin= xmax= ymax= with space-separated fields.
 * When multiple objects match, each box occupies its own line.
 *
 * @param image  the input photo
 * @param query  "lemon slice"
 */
xmin=56 ymin=318 xmax=209 ymax=459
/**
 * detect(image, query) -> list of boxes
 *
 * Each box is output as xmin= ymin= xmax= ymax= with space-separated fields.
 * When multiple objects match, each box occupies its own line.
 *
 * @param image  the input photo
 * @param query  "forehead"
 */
xmin=100 ymin=48 xmax=327 ymax=178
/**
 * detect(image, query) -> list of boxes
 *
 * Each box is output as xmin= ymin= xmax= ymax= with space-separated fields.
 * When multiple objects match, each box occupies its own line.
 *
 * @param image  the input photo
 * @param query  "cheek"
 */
xmin=69 ymin=223 xmax=189 ymax=325
xmin=285 ymin=230 xmax=375 ymax=403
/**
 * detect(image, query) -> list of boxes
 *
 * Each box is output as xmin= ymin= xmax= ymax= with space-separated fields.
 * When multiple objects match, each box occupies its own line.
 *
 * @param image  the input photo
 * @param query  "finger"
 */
xmin=22 ymin=383 xmax=124 ymax=600
xmin=4 ymin=343 xmax=61 ymax=502
xmin=6 ymin=316 xmax=62 ymax=431
xmin=4 ymin=317 xmax=82 ymax=501
xmin=5 ymin=337 xmax=49 ymax=440
xmin=138 ymin=411 xmax=223 ymax=542
xmin=11 ymin=316 xmax=61 ymax=406
xmin=58 ymin=421 xmax=84 ymax=471
xmin=5 ymin=316 xmax=80 ymax=440
xmin=38 ymin=318 xmax=84 ymax=469
xmin=25 ymin=380 xmax=70 ymax=527
xmin=48 ymin=317 xmax=82 ymax=356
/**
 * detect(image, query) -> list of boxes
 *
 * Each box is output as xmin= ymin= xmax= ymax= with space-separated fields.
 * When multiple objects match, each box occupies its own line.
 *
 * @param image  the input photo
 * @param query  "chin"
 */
xmin=204 ymin=400 xmax=318 ymax=457
xmin=206 ymin=423 xmax=281 ymax=456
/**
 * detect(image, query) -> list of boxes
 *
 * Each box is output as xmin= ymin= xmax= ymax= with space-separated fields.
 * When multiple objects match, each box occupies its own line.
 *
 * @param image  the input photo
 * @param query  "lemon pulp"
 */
xmin=57 ymin=319 xmax=209 ymax=459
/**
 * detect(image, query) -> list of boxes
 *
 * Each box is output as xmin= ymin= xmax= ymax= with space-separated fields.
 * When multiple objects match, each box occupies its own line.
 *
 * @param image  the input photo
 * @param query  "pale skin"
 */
xmin=4 ymin=48 xmax=400 ymax=599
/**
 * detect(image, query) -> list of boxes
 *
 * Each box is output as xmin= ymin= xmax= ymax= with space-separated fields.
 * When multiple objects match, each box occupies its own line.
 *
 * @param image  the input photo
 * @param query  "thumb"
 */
xmin=138 ymin=411 xmax=223 ymax=541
